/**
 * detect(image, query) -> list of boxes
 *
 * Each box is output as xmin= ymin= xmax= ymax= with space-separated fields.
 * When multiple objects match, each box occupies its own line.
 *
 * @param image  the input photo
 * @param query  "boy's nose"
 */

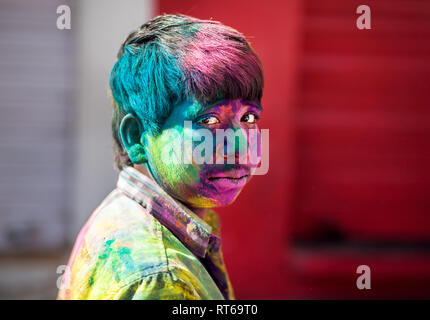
xmin=222 ymin=125 xmax=249 ymax=163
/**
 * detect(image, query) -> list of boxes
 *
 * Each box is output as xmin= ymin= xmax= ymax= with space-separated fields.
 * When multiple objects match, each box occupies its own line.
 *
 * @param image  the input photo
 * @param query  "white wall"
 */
xmin=72 ymin=0 xmax=154 ymax=241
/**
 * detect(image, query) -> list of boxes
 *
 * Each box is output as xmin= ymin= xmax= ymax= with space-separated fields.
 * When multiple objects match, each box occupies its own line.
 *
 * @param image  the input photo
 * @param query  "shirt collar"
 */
xmin=116 ymin=166 xmax=220 ymax=258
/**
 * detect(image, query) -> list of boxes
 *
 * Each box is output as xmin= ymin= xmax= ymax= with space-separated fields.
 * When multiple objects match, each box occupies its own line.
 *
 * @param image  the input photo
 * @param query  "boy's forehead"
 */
xmin=184 ymin=99 xmax=262 ymax=118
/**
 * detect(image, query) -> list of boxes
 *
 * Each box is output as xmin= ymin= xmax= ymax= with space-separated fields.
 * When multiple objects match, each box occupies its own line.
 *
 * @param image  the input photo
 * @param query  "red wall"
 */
xmin=289 ymin=0 xmax=430 ymax=299
xmin=158 ymin=0 xmax=430 ymax=299
xmin=293 ymin=0 xmax=430 ymax=242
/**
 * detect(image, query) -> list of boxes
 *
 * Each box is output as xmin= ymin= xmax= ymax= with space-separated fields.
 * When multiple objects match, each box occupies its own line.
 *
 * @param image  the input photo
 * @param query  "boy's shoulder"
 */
xmin=61 ymin=188 xmax=210 ymax=299
xmin=81 ymin=189 xmax=170 ymax=276
xmin=84 ymin=188 xmax=165 ymax=259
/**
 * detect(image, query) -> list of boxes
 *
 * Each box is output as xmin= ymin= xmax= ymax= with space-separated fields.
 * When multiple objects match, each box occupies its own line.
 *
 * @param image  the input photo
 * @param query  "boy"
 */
xmin=58 ymin=14 xmax=264 ymax=300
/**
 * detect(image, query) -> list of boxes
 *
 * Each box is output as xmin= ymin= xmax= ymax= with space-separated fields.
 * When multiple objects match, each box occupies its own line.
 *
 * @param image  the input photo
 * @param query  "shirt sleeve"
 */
xmin=113 ymin=269 xmax=203 ymax=300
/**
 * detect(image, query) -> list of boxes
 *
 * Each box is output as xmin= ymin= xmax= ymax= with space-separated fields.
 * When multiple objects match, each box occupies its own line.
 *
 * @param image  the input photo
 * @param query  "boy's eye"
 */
xmin=198 ymin=116 xmax=220 ymax=125
xmin=241 ymin=113 xmax=258 ymax=124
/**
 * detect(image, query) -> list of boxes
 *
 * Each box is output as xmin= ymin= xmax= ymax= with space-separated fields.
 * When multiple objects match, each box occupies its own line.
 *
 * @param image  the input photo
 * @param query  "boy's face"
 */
xmin=143 ymin=98 xmax=262 ymax=208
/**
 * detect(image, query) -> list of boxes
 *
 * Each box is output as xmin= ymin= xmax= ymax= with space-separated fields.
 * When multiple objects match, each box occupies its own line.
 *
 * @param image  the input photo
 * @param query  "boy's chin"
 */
xmin=187 ymin=189 xmax=243 ymax=209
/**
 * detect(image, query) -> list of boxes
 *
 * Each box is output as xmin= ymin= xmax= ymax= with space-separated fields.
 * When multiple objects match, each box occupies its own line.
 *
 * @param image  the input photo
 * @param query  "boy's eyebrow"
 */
xmin=185 ymin=99 xmax=227 ymax=119
xmin=185 ymin=99 xmax=263 ymax=119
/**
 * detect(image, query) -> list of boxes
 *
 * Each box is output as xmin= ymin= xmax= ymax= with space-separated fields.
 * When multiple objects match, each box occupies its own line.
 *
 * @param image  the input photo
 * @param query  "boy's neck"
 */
xmin=188 ymin=206 xmax=208 ymax=220
xmin=133 ymin=164 xmax=208 ymax=220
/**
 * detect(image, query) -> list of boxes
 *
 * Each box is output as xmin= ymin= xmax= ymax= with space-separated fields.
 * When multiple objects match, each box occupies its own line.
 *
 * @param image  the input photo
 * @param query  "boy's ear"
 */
xmin=119 ymin=114 xmax=147 ymax=164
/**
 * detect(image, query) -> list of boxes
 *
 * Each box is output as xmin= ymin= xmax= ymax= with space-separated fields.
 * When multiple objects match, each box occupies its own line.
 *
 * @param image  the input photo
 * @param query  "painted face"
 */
xmin=143 ymin=98 xmax=262 ymax=208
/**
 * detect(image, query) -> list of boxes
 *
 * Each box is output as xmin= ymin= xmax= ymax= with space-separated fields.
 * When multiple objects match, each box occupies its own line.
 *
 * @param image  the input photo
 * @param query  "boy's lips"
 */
xmin=207 ymin=168 xmax=249 ymax=179
xmin=205 ymin=168 xmax=250 ymax=190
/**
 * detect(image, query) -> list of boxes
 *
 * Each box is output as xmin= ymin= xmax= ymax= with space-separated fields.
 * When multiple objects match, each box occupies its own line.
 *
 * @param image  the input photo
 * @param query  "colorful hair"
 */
xmin=110 ymin=14 xmax=264 ymax=169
